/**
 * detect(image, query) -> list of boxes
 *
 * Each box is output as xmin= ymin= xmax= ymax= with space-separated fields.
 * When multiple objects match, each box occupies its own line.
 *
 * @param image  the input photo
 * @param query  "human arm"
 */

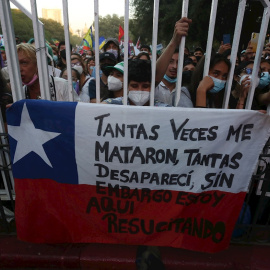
xmin=218 ymin=41 xmax=231 ymax=54
xmin=236 ymin=76 xmax=251 ymax=109
xmin=155 ymin=17 xmax=192 ymax=85
xmin=257 ymin=91 xmax=270 ymax=105
xmin=195 ymin=76 xmax=214 ymax=107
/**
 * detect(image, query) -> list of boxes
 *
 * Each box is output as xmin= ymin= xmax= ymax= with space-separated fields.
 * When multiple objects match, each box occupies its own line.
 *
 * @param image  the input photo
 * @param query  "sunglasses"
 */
xmin=242 ymin=68 xmax=262 ymax=78
xmin=71 ymin=62 xmax=82 ymax=67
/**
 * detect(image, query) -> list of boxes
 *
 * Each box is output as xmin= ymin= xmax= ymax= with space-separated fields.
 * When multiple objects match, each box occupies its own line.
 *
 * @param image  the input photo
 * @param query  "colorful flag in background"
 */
xmin=51 ymin=39 xmax=59 ymax=47
xmin=118 ymin=25 xmax=124 ymax=42
xmin=83 ymin=26 xmax=93 ymax=50
xmin=136 ymin=36 xmax=141 ymax=49
xmin=99 ymin=37 xmax=106 ymax=50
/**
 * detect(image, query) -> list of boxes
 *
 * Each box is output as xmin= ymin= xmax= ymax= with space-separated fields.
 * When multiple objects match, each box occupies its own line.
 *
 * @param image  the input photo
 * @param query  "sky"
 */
xmin=11 ymin=0 xmax=128 ymax=34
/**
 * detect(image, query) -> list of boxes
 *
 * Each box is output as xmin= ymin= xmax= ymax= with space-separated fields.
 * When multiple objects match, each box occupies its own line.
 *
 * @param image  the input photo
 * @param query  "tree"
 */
xmin=130 ymin=0 xmax=266 ymax=52
xmin=0 ymin=9 xmax=81 ymax=47
xmin=39 ymin=18 xmax=65 ymax=42
xmin=95 ymin=14 xmax=124 ymax=39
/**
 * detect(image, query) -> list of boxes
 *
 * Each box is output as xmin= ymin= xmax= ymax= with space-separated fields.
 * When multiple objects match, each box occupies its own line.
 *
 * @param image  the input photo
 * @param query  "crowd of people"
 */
xmin=1 ymin=16 xmax=270 ymax=270
xmin=1 ymin=16 xmax=270 ymax=114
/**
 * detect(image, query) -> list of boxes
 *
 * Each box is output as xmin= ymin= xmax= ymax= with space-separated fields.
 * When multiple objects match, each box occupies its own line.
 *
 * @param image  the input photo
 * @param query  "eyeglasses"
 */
xmin=71 ymin=62 xmax=82 ymax=67
xmin=241 ymin=68 xmax=262 ymax=78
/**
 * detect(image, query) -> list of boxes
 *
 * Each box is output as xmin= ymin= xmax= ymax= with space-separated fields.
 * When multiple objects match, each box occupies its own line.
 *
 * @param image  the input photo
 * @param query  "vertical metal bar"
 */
xmin=0 ymin=0 xmax=23 ymax=102
xmin=149 ymin=0 xmax=160 ymax=107
xmin=222 ymin=0 xmax=247 ymax=109
xmin=245 ymin=6 xmax=270 ymax=110
xmin=203 ymin=0 xmax=219 ymax=77
xmin=259 ymin=0 xmax=270 ymax=8
xmin=62 ymin=0 xmax=74 ymax=101
xmin=123 ymin=0 xmax=129 ymax=106
xmin=30 ymin=0 xmax=51 ymax=100
xmin=94 ymin=0 xmax=100 ymax=103
xmin=174 ymin=0 xmax=189 ymax=107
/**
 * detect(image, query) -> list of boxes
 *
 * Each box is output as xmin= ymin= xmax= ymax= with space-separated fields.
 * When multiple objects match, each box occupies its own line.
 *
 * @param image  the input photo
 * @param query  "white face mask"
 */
xmin=73 ymin=65 xmax=83 ymax=75
xmin=108 ymin=75 xmax=123 ymax=91
xmin=107 ymin=49 xmax=118 ymax=59
xmin=239 ymin=74 xmax=260 ymax=88
xmin=128 ymin=90 xmax=150 ymax=106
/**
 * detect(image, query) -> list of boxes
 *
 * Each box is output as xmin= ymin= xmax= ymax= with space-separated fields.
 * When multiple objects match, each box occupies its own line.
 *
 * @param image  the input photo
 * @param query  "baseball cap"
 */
xmin=106 ymin=61 xmax=124 ymax=74
xmin=99 ymin=52 xmax=117 ymax=62
xmin=104 ymin=38 xmax=119 ymax=50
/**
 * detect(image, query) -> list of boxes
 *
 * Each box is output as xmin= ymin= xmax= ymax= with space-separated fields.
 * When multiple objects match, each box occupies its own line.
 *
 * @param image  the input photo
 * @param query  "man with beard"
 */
xmin=88 ymin=52 xmax=117 ymax=102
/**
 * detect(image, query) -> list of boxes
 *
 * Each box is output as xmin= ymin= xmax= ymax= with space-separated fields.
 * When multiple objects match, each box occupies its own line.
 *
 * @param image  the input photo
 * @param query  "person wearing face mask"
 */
xmin=192 ymin=53 xmax=231 ymax=108
xmin=103 ymin=38 xmax=121 ymax=62
xmin=17 ymin=43 xmax=79 ymax=101
xmin=103 ymin=17 xmax=192 ymax=108
xmin=88 ymin=52 xmax=117 ymax=103
xmin=102 ymin=62 xmax=124 ymax=103
xmin=154 ymin=50 xmax=194 ymax=108
xmin=232 ymin=59 xmax=270 ymax=110
xmin=90 ymin=38 xmax=120 ymax=80
xmin=229 ymin=61 xmax=262 ymax=110
xmin=258 ymin=59 xmax=270 ymax=90
xmin=194 ymin=47 xmax=204 ymax=62
xmin=102 ymin=59 xmax=170 ymax=107
xmin=182 ymin=58 xmax=196 ymax=86
xmin=70 ymin=53 xmax=93 ymax=102
xmin=86 ymin=56 xmax=95 ymax=77
xmin=60 ymin=67 xmax=81 ymax=96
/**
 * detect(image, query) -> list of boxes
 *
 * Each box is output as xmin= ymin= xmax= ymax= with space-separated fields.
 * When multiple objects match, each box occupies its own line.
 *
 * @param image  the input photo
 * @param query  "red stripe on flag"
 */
xmin=15 ymin=178 xmax=246 ymax=253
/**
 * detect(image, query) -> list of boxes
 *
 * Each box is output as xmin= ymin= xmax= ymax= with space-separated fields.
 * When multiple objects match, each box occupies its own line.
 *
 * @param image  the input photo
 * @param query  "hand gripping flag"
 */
xmin=7 ymin=100 xmax=270 ymax=253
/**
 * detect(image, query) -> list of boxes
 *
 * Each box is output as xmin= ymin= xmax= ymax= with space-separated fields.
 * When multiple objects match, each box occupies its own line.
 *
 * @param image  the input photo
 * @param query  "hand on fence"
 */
xmin=239 ymin=76 xmax=251 ymax=100
xmin=171 ymin=17 xmax=192 ymax=47
xmin=218 ymin=41 xmax=231 ymax=54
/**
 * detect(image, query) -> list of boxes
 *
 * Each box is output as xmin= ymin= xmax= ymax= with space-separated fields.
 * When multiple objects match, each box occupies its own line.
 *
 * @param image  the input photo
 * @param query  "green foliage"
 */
xmin=0 ymin=9 xmax=81 ymax=47
xmin=39 ymin=18 xmax=65 ymax=42
xmin=130 ymin=0 xmax=264 ymax=52
xmin=96 ymin=14 xmax=124 ymax=39
xmin=10 ymin=9 xmax=33 ymax=42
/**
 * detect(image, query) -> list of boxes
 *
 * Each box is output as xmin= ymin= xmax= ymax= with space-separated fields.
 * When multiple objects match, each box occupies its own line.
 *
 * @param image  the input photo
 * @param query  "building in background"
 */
xmin=42 ymin=9 xmax=62 ymax=25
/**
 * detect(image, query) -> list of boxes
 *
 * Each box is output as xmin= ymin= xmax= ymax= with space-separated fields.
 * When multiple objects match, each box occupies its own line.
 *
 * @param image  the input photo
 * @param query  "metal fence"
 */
xmin=0 ymin=0 xmax=270 ymax=245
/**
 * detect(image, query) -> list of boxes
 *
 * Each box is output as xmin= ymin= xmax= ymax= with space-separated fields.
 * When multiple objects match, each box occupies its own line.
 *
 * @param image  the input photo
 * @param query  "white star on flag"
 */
xmin=8 ymin=103 xmax=61 ymax=167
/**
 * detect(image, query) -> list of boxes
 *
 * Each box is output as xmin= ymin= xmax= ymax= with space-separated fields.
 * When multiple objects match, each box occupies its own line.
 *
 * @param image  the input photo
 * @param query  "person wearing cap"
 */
xmin=87 ymin=52 xmax=117 ymax=103
xmin=102 ymin=62 xmax=124 ymax=103
xmin=103 ymin=37 xmax=122 ymax=62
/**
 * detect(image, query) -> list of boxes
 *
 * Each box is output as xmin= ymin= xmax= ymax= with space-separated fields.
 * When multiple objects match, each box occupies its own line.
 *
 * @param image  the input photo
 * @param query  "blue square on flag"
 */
xmin=7 ymin=100 xmax=78 ymax=184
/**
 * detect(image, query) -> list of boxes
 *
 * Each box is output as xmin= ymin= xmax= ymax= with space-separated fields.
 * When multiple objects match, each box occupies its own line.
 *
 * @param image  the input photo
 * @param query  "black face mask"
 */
xmin=195 ymin=55 xmax=202 ymax=62
xmin=182 ymin=70 xmax=193 ymax=85
xmin=100 ymin=63 xmax=111 ymax=77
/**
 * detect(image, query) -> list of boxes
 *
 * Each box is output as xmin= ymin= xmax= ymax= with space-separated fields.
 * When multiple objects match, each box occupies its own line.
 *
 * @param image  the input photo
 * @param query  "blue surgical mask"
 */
xmin=164 ymin=74 xmax=177 ymax=83
xmin=258 ymin=72 xmax=270 ymax=89
xmin=72 ymin=80 xmax=80 ymax=94
xmin=208 ymin=76 xmax=226 ymax=93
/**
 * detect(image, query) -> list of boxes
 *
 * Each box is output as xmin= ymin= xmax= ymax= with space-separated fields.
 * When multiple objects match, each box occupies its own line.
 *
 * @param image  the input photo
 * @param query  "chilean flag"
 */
xmin=7 ymin=100 xmax=270 ymax=253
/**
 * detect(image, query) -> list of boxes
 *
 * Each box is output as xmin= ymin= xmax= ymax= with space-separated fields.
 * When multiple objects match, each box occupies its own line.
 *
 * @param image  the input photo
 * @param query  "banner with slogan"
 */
xmin=7 ymin=100 xmax=270 ymax=253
